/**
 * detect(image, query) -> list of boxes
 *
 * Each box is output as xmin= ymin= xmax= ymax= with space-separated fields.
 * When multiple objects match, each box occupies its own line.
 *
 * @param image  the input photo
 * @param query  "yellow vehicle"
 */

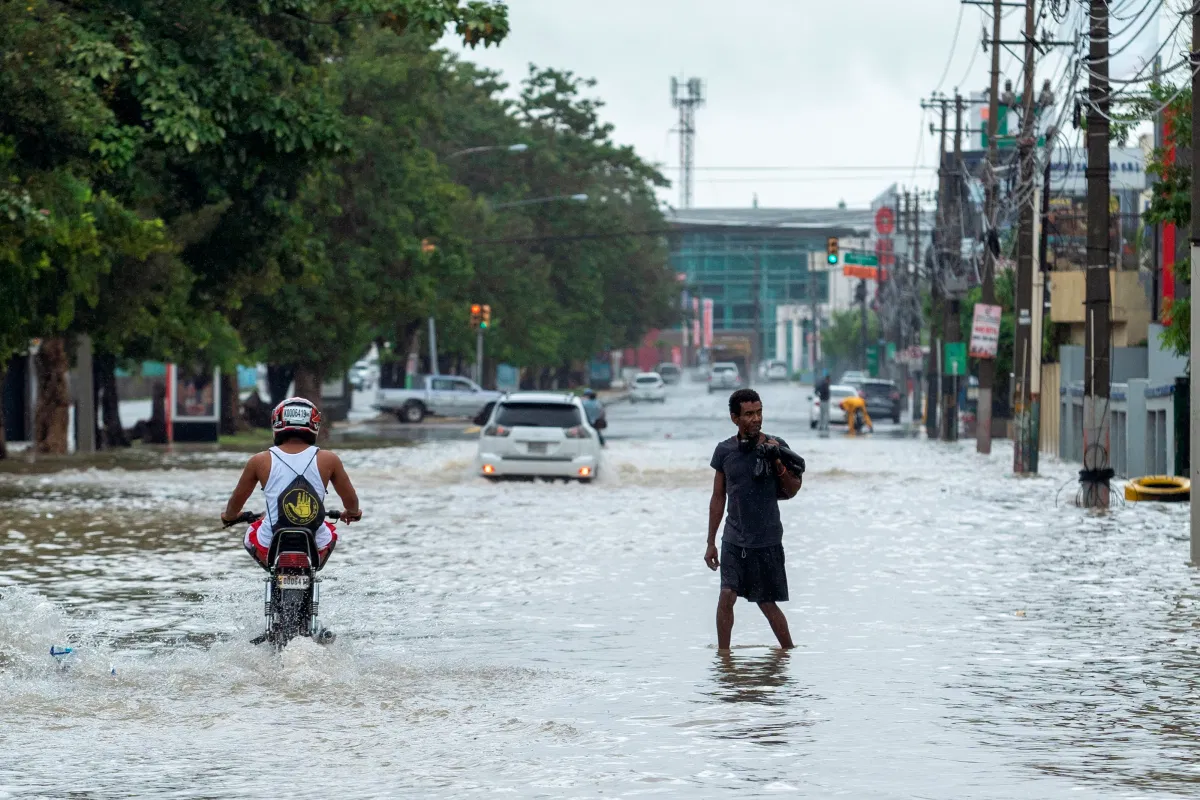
xmin=839 ymin=394 xmax=873 ymax=433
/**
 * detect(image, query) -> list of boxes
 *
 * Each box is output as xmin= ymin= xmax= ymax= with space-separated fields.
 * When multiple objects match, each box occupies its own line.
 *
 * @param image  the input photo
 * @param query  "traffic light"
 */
xmin=480 ymin=305 xmax=491 ymax=329
xmin=470 ymin=303 xmax=482 ymax=328
xmin=826 ymin=236 xmax=839 ymax=265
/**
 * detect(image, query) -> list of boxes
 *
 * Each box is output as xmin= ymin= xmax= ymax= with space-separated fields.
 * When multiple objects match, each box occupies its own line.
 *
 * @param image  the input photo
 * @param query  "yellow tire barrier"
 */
xmin=1124 ymin=475 xmax=1190 ymax=503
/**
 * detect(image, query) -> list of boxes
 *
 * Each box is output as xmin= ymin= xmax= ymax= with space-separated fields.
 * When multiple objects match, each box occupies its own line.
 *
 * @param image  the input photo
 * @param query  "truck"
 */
xmin=373 ymin=375 xmax=502 ymax=423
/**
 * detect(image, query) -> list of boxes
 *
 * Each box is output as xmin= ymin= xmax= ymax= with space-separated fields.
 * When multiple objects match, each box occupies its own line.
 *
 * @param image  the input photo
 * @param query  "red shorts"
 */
xmin=245 ymin=519 xmax=337 ymax=569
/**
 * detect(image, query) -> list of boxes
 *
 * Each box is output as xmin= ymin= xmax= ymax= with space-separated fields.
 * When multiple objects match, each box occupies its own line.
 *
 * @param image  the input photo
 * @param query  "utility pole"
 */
xmin=923 ymin=94 xmax=951 ymax=439
xmin=909 ymin=191 xmax=924 ymax=421
xmin=751 ymin=250 xmax=761 ymax=385
xmin=1078 ymin=0 xmax=1112 ymax=503
xmin=1012 ymin=0 xmax=1038 ymax=475
xmin=671 ymin=77 xmax=705 ymax=209
xmin=1189 ymin=3 xmax=1200 ymax=560
xmin=941 ymin=93 xmax=966 ymax=442
xmin=976 ymin=0 xmax=1003 ymax=454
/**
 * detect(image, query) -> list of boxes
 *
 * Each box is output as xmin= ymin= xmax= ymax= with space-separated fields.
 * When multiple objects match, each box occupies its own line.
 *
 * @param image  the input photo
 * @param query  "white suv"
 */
xmin=476 ymin=393 xmax=601 ymax=482
xmin=707 ymin=362 xmax=742 ymax=393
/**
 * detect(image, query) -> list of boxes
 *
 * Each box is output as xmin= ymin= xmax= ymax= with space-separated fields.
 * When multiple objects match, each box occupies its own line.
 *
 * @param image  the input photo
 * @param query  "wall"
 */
xmin=1148 ymin=322 xmax=1188 ymax=384
xmin=1049 ymin=269 xmax=1152 ymax=346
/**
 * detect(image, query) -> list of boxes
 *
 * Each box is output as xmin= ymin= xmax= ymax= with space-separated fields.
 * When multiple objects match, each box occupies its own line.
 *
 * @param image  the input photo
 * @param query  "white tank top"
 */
xmin=257 ymin=446 xmax=331 ymax=548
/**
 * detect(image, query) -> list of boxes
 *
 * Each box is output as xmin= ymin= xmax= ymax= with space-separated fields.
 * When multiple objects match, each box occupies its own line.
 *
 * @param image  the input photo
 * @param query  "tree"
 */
xmin=821 ymin=308 xmax=880 ymax=375
xmin=1143 ymin=84 xmax=1191 ymax=359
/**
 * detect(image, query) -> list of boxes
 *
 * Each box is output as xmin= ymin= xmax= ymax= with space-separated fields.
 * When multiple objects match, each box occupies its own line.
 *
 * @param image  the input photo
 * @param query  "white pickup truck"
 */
xmin=373 ymin=375 xmax=503 ymax=423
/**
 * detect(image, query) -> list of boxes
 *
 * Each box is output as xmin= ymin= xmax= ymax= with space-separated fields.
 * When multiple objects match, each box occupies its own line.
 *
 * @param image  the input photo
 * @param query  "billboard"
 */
xmin=702 ymin=298 xmax=714 ymax=348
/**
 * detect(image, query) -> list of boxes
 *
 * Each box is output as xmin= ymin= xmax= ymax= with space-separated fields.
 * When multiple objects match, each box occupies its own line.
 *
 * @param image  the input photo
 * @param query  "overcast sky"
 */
xmin=448 ymin=0 xmax=1173 ymax=211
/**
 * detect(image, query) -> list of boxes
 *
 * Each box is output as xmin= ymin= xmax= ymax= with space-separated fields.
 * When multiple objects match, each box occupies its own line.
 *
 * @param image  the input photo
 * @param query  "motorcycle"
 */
xmin=225 ymin=510 xmax=341 ymax=648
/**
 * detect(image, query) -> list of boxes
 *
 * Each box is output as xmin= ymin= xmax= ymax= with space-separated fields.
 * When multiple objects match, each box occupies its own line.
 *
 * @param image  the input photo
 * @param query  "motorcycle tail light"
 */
xmin=484 ymin=425 xmax=511 ymax=437
xmin=564 ymin=426 xmax=588 ymax=439
xmin=277 ymin=552 xmax=310 ymax=569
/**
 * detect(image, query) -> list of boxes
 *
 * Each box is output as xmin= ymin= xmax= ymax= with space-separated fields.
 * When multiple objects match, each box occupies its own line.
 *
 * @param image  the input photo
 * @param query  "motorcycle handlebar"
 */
xmin=222 ymin=510 xmax=343 ymax=527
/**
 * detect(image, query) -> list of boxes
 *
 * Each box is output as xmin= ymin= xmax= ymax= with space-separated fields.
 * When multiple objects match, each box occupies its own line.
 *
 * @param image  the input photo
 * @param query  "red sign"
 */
xmin=875 ymin=207 xmax=895 ymax=235
xmin=874 ymin=237 xmax=895 ymax=267
xmin=843 ymin=265 xmax=879 ymax=281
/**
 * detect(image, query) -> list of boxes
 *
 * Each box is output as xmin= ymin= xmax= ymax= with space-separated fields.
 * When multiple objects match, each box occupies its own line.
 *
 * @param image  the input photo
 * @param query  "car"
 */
xmin=707 ymin=362 xmax=742 ymax=393
xmin=859 ymin=378 xmax=903 ymax=424
xmin=765 ymin=360 xmax=789 ymax=381
xmin=809 ymin=384 xmax=859 ymax=428
xmin=348 ymin=359 xmax=378 ymax=391
xmin=655 ymin=362 xmax=682 ymax=385
xmin=839 ymin=370 xmax=867 ymax=387
xmin=374 ymin=375 xmax=502 ymax=423
xmin=630 ymin=372 xmax=667 ymax=403
xmin=475 ymin=392 xmax=601 ymax=481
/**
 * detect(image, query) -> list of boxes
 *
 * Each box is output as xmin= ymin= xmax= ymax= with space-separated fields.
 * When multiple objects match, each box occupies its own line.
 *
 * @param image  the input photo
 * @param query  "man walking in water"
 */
xmin=706 ymin=388 xmax=803 ymax=652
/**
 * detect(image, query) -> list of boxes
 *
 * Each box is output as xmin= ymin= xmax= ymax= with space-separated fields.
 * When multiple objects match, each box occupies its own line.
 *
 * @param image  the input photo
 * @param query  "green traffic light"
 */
xmin=827 ymin=253 xmax=837 ymax=265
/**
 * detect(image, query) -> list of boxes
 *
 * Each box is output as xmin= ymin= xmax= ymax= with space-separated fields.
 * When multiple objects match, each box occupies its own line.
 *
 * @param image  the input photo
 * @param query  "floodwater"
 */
xmin=0 ymin=381 xmax=1195 ymax=798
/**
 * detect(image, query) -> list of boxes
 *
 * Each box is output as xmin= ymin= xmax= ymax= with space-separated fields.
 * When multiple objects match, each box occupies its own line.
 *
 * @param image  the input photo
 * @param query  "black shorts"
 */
xmin=720 ymin=541 xmax=788 ymax=603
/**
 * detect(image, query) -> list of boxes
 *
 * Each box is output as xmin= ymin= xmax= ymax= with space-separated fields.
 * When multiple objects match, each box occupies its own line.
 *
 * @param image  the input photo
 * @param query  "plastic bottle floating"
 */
xmin=50 ymin=646 xmax=116 ymax=676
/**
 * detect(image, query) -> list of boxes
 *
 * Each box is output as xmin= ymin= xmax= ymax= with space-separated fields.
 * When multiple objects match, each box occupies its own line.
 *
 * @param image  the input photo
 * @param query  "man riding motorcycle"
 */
xmin=581 ymin=388 xmax=607 ymax=447
xmin=220 ymin=397 xmax=363 ymax=569
xmin=838 ymin=393 xmax=874 ymax=434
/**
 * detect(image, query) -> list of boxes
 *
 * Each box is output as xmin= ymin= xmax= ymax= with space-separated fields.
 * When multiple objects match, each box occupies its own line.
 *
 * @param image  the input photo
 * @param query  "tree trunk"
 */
xmin=95 ymin=353 xmax=129 ymax=448
xmin=34 ymin=337 xmax=70 ymax=454
xmin=146 ymin=382 xmax=167 ymax=443
xmin=220 ymin=371 xmax=241 ymax=435
xmin=293 ymin=363 xmax=328 ymax=442
xmin=266 ymin=364 xmax=294 ymax=407
xmin=0 ymin=366 xmax=7 ymax=460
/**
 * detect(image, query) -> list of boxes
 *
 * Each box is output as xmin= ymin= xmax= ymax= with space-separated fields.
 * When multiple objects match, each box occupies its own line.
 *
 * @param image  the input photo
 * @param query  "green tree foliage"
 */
xmin=1142 ymin=84 xmax=1191 ymax=358
xmin=821 ymin=308 xmax=880 ymax=373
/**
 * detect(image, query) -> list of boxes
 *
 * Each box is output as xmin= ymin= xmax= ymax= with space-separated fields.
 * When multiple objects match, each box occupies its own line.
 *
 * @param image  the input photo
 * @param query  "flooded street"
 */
xmin=1 ymin=381 xmax=1196 ymax=798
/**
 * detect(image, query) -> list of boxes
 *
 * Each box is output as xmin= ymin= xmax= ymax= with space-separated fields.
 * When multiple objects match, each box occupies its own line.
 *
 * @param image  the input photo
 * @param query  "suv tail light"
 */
xmin=564 ymin=426 xmax=588 ymax=439
xmin=484 ymin=425 xmax=511 ymax=437
xmin=890 ymin=391 xmax=900 ymax=401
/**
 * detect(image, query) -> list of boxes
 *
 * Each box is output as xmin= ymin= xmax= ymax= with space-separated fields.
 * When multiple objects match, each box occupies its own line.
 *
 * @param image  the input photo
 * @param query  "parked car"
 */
xmin=859 ymin=378 xmax=903 ymax=424
xmin=809 ymin=384 xmax=859 ymax=428
xmin=475 ymin=392 xmax=601 ymax=481
xmin=630 ymin=372 xmax=667 ymax=403
xmin=374 ymin=375 xmax=502 ymax=423
xmin=839 ymin=370 xmax=867 ymax=387
xmin=765 ymin=360 xmax=789 ymax=381
xmin=348 ymin=359 xmax=378 ymax=391
xmin=707 ymin=362 xmax=742 ymax=393
xmin=655 ymin=362 xmax=682 ymax=385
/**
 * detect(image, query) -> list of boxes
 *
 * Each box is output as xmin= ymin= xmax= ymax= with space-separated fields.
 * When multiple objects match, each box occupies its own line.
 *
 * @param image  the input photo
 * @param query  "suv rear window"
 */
xmin=713 ymin=365 xmax=736 ymax=373
xmin=495 ymin=403 xmax=581 ymax=428
xmin=862 ymin=382 xmax=896 ymax=396
xmin=635 ymin=376 xmax=660 ymax=385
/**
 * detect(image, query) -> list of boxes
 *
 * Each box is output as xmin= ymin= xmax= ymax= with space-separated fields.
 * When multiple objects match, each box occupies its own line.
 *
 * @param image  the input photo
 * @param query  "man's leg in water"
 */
xmin=716 ymin=587 xmax=737 ymax=651
xmin=757 ymin=601 xmax=794 ymax=649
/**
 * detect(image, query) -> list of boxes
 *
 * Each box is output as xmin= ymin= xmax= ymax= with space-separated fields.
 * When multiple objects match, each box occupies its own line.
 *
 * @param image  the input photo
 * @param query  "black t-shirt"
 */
xmin=710 ymin=434 xmax=788 ymax=548
xmin=817 ymin=379 xmax=831 ymax=402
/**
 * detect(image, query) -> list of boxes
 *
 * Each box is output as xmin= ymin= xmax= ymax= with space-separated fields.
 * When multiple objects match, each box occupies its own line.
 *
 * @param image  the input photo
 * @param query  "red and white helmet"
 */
xmin=271 ymin=397 xmax=322 ymax=437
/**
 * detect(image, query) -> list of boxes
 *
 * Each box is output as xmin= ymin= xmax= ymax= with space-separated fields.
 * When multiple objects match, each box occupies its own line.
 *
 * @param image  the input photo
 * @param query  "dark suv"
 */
xmin=860 ymin=379 xmax=902 ymax=424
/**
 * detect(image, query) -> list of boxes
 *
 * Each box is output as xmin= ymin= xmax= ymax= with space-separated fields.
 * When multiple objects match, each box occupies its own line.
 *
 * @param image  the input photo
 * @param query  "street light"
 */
xmin=447 ymin=143 xmax=529 ymax=159
xmin=489 ymin=193 xmax=588 ymax=210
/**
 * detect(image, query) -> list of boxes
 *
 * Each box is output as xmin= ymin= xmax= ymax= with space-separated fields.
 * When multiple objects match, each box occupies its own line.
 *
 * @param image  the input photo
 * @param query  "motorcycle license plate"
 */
xmin=278 ymin=574 xmax=310 ymax=590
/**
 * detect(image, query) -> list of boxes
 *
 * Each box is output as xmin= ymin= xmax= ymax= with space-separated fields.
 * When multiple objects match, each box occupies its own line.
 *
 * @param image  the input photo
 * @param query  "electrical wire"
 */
xmin=935 ymin=3 xmax=969 ymax=95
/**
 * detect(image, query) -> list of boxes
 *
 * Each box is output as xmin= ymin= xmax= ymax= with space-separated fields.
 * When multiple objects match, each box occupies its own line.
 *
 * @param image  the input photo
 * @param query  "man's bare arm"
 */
xmin=326 ymin=452 xmax=363 ymax=522
xmin=222 ymin=454 xmax=263 ymax=522
xmin=777 ymin=467 xmax=802 ymax=499
xmin=705 ymin=471 xmax=726 ymax=570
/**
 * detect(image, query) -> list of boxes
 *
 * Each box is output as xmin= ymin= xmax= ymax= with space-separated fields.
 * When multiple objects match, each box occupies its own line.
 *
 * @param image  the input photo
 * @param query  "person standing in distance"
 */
xmin=706 ymin=388 xmax=803 ymax=652
xmin=816 ymin=372 xmax=832 ymax=435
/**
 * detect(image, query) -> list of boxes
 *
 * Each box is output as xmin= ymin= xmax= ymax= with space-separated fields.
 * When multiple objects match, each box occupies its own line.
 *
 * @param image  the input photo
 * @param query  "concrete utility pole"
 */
xmin=1189 ymin=4 xmax=1200 ymax=561
xmin=1012 ymin=0 xmax=1038 ymax=475
xmin=73 ymin=335 xmax=96 ymax=454
xmin=909 ymin=191 xmax=924 ymax=421
xmin=1078 ymin=0 xmax=1112 ymax=504
xmin=941 ymin=93 xmax=966 ymax=442
xmin=976 ymin=0 xmax=1004 ymax=454
xmin=671 ymin=77 xmax=705 ymax=209
xmin=751 ymin=250 xmax=761 ymax=385
xmin=923 ymin=95 xmax=951 ymax=439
